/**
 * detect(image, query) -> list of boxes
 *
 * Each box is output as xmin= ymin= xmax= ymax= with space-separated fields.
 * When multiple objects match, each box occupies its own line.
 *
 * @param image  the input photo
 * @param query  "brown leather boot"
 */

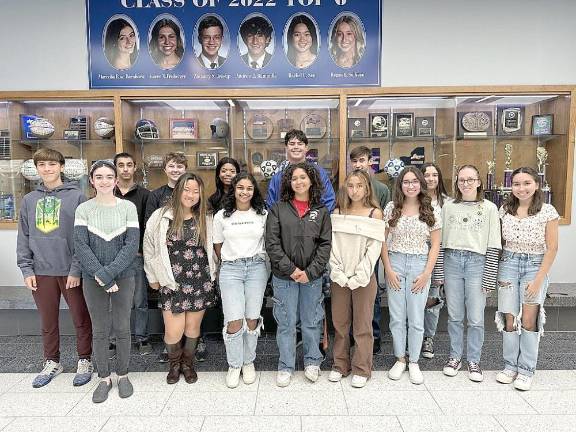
xmin=165 ymin=343 xmax=182 ymax=384
xmin=181 ymin=337 xmax=198 ymax=384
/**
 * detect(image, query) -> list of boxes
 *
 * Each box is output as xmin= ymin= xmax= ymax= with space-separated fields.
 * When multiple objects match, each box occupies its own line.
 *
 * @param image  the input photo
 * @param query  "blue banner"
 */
xmin=86 ymin=0 xmax=381 ymax=88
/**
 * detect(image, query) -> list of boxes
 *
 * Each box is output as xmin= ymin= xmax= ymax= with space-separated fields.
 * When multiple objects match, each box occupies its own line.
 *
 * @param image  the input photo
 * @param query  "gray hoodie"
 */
xmin=17 ymin=182 xmax=86 ymax=278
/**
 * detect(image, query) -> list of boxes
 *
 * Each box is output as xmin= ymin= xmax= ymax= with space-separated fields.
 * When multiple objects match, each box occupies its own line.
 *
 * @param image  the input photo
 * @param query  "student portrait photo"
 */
xmin=148 ymin=14 xmax=185 ymax=70
xmin=194 ymin=14 xmax=229 ymax=69
xmin=238 ymin=14 xmax=274 ymax=70
xmin=284 ymin=13 xmax=319 ymax=69
xmin=103 ymin=15 xmax=140 ymax=71
xmin=328 ymin=13 xmax=366 ymax=68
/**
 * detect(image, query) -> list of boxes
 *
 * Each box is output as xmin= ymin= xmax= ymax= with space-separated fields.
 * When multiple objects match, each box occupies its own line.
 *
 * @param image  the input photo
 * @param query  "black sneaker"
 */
xmin=137 ymin=341 xmax=153 ymax=356
xmin=108 ymin=343 xmax=116 ymax=361
xmin=373 ymin=337 xmax=381 ymax=355
xmin=422 ymin=337 xmax=434 ymax=359
xmin=296 ymin=331 xmax=303 ymax=348
xmin=156 ymin=348 xmax=168 ymax=363
xmin=195 ymin=337 xmax=207 ymax=362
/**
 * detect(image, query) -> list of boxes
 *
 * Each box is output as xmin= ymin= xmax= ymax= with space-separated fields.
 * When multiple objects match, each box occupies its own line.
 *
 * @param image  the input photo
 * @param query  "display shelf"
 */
xmin=456 ymin=134 xmax=565 ymax=142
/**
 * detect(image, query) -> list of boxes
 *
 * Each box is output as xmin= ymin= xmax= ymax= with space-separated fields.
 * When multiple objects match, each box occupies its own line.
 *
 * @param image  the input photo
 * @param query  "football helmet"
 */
xmin=135 ymin=119 xmax=159 ymax=140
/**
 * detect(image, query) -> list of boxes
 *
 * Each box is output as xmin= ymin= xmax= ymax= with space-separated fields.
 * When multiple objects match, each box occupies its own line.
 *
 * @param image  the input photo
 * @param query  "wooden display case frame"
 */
xmin=0 ymin=85 xmax=573 ymax=228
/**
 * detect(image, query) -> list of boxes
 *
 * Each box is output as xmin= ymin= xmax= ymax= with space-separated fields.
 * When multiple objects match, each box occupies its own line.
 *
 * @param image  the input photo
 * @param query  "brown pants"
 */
xmin=32 ymin=275 xmax=92 ymax=362
xmin=331 ymin=276 xmax=377 ymax=378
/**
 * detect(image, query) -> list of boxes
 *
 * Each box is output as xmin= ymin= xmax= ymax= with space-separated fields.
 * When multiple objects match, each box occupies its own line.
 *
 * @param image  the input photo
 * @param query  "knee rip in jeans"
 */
xmin=521 ymin=305 xmax=546 ymax=337
xmin=223 ymin=320 xmax=245 ymax=341
xmin=497 ymin=280 xmax=512 ymax=289
xmin=245 ymin=316 xmax=264 ymax=337
xmin=426 ymin=296 xmax=444 ymax=311
xmin=494 ymin=311 xmax=519 ymax=333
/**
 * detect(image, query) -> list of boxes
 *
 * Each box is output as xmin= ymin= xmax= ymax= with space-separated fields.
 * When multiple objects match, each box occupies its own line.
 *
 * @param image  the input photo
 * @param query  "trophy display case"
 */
xmin=0 ymin=97 xmax=116 ymax=225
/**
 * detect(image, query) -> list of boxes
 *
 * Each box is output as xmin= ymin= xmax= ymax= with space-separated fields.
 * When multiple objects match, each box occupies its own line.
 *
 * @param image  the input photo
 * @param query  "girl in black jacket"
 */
xmin=265 ymin=162 xmax=332 ymax=387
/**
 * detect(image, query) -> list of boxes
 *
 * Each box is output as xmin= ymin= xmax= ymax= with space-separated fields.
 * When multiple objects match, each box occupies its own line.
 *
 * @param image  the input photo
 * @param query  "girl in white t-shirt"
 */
xmin=382 ymin=167 xmax=441 ymax=385
xmin=495 ymin=167 xmax=558 ymax=391
xmin=213 ymin=172 xmax=268 ymax=389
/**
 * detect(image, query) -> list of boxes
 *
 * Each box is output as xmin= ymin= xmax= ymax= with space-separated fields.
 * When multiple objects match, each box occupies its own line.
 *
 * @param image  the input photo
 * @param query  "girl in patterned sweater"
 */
xmin=495 ymin=167 xmax=558 ymax=391
xmin=74 ymin=160 xmax=139 ymax=403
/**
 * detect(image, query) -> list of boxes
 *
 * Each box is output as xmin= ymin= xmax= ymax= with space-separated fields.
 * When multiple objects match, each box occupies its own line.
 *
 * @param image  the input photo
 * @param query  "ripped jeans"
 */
xmin=495 ymin=251 xmax=548 ymax=377
xmin=272 ymin=275 xmax=324 ymax=373
xmin=424 ymin=284 xmax=444 ymax=338
xmin=219 ymin=257 xmax=268 ymax=369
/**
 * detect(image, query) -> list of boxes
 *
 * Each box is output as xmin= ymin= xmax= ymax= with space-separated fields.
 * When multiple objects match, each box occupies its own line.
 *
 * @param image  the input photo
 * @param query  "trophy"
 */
xmin=536 ymin=146 xmax=548 ymax=185
xmin=486 ymin=160 xmax=495 ymax=190
xmin=503 ymin=143 xmax=513 ymax=188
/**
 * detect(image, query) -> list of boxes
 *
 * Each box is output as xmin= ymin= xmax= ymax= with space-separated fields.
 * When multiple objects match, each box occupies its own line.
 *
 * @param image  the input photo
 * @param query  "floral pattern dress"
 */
xmin=160 ymin=218 xmax=216 ymax=313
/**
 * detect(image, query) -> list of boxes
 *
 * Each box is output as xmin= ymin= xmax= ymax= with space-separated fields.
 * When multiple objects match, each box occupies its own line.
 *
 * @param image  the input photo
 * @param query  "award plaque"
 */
xmin=458 ymin=111 xmax=492 ymax=137
xmin=348 ymin=117 xmax=367 ymax=138
xmin=69 ymin=115 xmax=89 ymax=140
xmin=415 ymin=116 xmax=434 ymax=137
xmin=300 ymin=114 xmax=327 ymax=139
xmin=196 ymin=151 xmax=218 ymax=169
xmin=393 ymin=113 xmax=414 ymax=137
xmin=369 ymin=113 xmax=389 ymax=138
xmin=278 ymin=118 xmax=295 ymax=139
xmin=0 ymin=129 xmax=9 ymax=159
xmin=247 ymin=115 xmax=273 ymax=140
xmin=531 ymin=114 xmax=554 ymax=136
xmin=497 ymin=106 xmax=524 ymax=136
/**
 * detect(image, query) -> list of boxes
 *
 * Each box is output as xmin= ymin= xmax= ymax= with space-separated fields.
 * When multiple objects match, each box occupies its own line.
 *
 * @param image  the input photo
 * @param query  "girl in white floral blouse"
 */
xmin=495 ymin=167 xmax=558 ymax=391
xmin=381 ymin=167 xmax=441 ymax=385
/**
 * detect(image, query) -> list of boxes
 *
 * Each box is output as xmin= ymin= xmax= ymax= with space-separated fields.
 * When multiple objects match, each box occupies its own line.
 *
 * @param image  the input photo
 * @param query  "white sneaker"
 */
xmin=496 ymin=369 xmax=517 ymax=384
xmin=328 ymin=370 xmax=343 ymax=382
xmin=351 ymin=375 xmax=367 ymax=388
xmin=408 ymin=363 xmax=424 ymax=385
xmin=304 ymin=365 xmax=320 ymax=383
xmin=388 ymin=360 xmax=406 ymax=380
xmin=241 ymin=363 xmax=256 ymax=385
xmin=467 ymin=362 xmax=484 ymax=382
xmin=226 ymin=367 xmax=241 ymax=389
xmin=513 ymin=374 xmax=532 ymax=391
xmin=32 ymin=360 xmax=63 ymax=388
xmin=443 ymin=358 xmax=461 ymax=377
xmin=276 ymin=370 xmax=292 ymax=387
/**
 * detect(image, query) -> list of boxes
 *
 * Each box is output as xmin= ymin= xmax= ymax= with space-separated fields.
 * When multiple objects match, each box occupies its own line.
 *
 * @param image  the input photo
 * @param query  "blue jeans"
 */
xmin=444 ymin=249 xmax=486 ymax=363
xmin=496 ymin=251 xmax=548 ymax=377
xmin=386 ymin=252 xmax=430 ymax=363
xmin=424 ymin=284 xmax=444 ymax=338
xmin=132 ymin=255 xmax=149 ymax=343
xmin=272 ymin=275 xmax=324 ymax=373
xmin=219 ymin=257 xmax=268 ymax=369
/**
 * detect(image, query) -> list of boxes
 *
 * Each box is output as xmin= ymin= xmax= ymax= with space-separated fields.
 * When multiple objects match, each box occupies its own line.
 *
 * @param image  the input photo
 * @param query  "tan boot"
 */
xmin=181 ymin=337 xmax=198 ymax=384
xmin=165 ymin=343 xmax=182 ymax=385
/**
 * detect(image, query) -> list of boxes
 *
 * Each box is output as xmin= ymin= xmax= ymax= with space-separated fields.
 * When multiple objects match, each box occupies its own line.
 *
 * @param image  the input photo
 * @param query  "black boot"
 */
xmin=165 ymin=343 xmax=182 ymax=384
xmin=181 ymin=337 xmax=198 ymax=384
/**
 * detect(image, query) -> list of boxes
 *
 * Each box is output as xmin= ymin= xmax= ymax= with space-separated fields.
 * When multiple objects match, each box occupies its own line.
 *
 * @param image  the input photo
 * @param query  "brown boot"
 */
xmin=165 ymin=343 xmax=182 ymax=384
xmin=181 ymin=337 xmax=198 ymax=384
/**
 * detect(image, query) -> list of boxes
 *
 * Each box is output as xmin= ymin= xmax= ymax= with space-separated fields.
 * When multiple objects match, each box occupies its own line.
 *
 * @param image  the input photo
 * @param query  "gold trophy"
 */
xmin=503 ymin=143 xmax=513 ymax=188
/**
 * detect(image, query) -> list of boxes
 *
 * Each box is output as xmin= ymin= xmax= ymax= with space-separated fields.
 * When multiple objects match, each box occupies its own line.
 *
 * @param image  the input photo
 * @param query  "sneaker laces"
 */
xmin=446 ymin=358 xmax=460 ymax=369
xmin=468 ymin=362 xmax=482 ymax=374
xmin=76 ymin=359 xmax=93 ymax=374
xmin=516 ymin=374 xmax=530 ymax=382
xmin=40 ymin=360 xmax=59 ymax=375
xmin=423 ymin=338 xmax=433 ymax=351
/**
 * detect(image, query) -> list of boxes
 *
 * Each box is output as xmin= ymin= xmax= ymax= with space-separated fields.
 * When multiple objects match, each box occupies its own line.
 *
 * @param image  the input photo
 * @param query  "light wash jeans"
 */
xmin=219 ymin=256 xmax=268 ymax=369
xmin=386 ymin=252 xmax=430 ymax=363
xmin=444 ymin=249 xmax=487 ymax=363
xmin=423 ymin=283 xmax=444 ymax=338
xmin=272 ymin=275 xmax=324 ymax=373
xmin=495 ymin=251 xmax=548 ymax=377
xmin=132 ymin=255 xmax=149 ymax=343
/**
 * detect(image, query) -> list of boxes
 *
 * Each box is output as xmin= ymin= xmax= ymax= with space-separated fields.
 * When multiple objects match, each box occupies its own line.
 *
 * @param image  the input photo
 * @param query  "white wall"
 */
xmin=1 ymin=0 xmax=575 ymax=283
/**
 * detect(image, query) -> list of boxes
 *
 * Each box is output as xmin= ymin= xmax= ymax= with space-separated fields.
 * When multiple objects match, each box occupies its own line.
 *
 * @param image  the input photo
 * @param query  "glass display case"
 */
xmin=0 ymin=98 xmax=116 ymax=225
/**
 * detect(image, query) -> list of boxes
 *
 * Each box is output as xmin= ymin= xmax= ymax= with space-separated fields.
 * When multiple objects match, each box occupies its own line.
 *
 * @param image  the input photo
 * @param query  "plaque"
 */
xmin=247 ymin=115 xmax=273 ymax=140
xmin=170 ymin=118 xmax=198 ymax=139
xmin=63 ymin=130 xmax=80 ymax=140
xmin=278 ymin=118 xmax=295 ymax=139
xmin=458 ymin=111 xmax=492 ymax=137
xmin=531 ymin=114 xmax=554 ymax=136
xmin=348 ymin=117 xmax=367 ymax=138
xmin=393 ymin=113 xmax=414 ymax=137
xmin=69 ymin=115 xmax=89 ymax=140
xmin=300 ymin=114 xmax=327 ymax=139
xmin=415 ymin=116 xmax=434 ymax=137
xmin=497 ymin=106 xmax=524 ymax=136
xmin=369 ymin=113 xmax=389 ymax=138
xmin=196 ymin=151 xmax=218 ymax=169
xmin=0 ymin=129 xmax=10 ymax=159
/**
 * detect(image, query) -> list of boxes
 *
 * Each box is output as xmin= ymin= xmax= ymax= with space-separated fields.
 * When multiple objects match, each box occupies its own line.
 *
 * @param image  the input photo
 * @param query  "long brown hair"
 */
xmin=453 ymin=164 xmax=484 ymax=203
xmin=388 ymin=167 xmax=435 ymax=227
xmin=503 ymin=166 xmax=544 ymax=216
xmin=164 ymin=173 xmax=208 ymax=247
xmin=420 ymin=162 xmax=449 ymax=207
xmin=336 ymin=170 xmax=379 ymax=214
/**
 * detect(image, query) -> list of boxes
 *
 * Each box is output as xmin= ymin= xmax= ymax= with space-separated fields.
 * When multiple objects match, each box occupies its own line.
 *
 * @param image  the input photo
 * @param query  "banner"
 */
xmin=86 ymin=0 xmax=381 ymax=88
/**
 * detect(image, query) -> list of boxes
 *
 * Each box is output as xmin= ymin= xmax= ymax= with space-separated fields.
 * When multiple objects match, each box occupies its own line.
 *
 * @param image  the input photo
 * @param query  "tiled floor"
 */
xmin=0 ymin=370 xmax=575 ymax=431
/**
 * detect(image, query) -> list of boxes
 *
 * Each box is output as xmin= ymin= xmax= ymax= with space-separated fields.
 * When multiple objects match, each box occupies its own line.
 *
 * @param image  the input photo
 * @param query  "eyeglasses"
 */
xmin=457 ymin=178 xmax=479 ymax=185
xmin=401 ymin=180 xmax=421 ymax=187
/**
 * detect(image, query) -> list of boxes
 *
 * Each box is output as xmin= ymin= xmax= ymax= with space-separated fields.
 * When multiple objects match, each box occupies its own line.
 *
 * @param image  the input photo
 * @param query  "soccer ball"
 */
xmin=20 ymin=159 xmax=40 ymax=181
xmin=383 ymin=158 xmax=405 ymax=178
xmin=135 ymin=119 xmax=159 ymax=140
xmin=29 ymin=117 xmax=55 ymax=138
xmin=210 ymin=118 xmax=229 ymax=138
xmin=63 ymin=159 xmax=87 ymax=180
xmin=94 ymin=117 xmax=115 ymax=139
xmin=260 ymin=160 xmax=277 ymax=179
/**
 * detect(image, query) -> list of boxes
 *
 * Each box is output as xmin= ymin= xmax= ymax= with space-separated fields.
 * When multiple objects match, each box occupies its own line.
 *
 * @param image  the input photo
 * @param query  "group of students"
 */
xmin=16 ymin=129 xmax=558 ymax=405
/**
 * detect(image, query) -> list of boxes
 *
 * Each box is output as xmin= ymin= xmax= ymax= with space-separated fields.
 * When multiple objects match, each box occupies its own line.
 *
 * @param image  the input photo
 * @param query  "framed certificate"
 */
xmin=369 ymin=113 xmax=389 ymax=138
xmin=170 ymin=118 xmax=198 ymax=139
xmin=393 ymin=113 xmax=414 ymax=137
xmin=196 ymin=151 xmax=218 ymax=169
xmin=63 ymin=130 xmax=80 ymax=140
xmin=531 ymin=114 xmax=554 ymax=136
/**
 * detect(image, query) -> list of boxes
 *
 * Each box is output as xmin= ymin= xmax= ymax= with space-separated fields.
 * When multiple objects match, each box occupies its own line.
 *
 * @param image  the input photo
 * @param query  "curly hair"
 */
xmin=221 ymin=172 xmax=266 ymax=217
xmin=280 ymin=162 xmax=323 ymax=208
xmin=502 ymin=166 xmax=544 ymax=216
xmin=420 ymin=162 xmax=449 ymax=207
xmin=208 ymin=157 xmax=240 ymax=212
xmin=388 ymin=166 xmax=435 ymax=228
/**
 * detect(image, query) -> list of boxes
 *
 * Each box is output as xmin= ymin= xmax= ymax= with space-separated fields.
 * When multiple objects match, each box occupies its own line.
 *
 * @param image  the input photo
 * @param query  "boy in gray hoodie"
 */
xmin=17 ymin=148 xmax=93 ymax=388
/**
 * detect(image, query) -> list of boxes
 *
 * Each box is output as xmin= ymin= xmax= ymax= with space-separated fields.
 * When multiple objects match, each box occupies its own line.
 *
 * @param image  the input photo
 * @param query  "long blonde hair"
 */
xmin=336 ymin=170 xmax=380 ymax=214
xmin=164 ymin=173 xmax=208 ymax=247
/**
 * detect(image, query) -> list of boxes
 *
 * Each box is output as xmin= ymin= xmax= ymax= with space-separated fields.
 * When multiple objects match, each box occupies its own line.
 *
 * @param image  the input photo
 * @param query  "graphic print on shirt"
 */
xmin=35 ymin=196 xmax=61 ymax=234
xmin=446 ymin=206 xmax=485 ymax=232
